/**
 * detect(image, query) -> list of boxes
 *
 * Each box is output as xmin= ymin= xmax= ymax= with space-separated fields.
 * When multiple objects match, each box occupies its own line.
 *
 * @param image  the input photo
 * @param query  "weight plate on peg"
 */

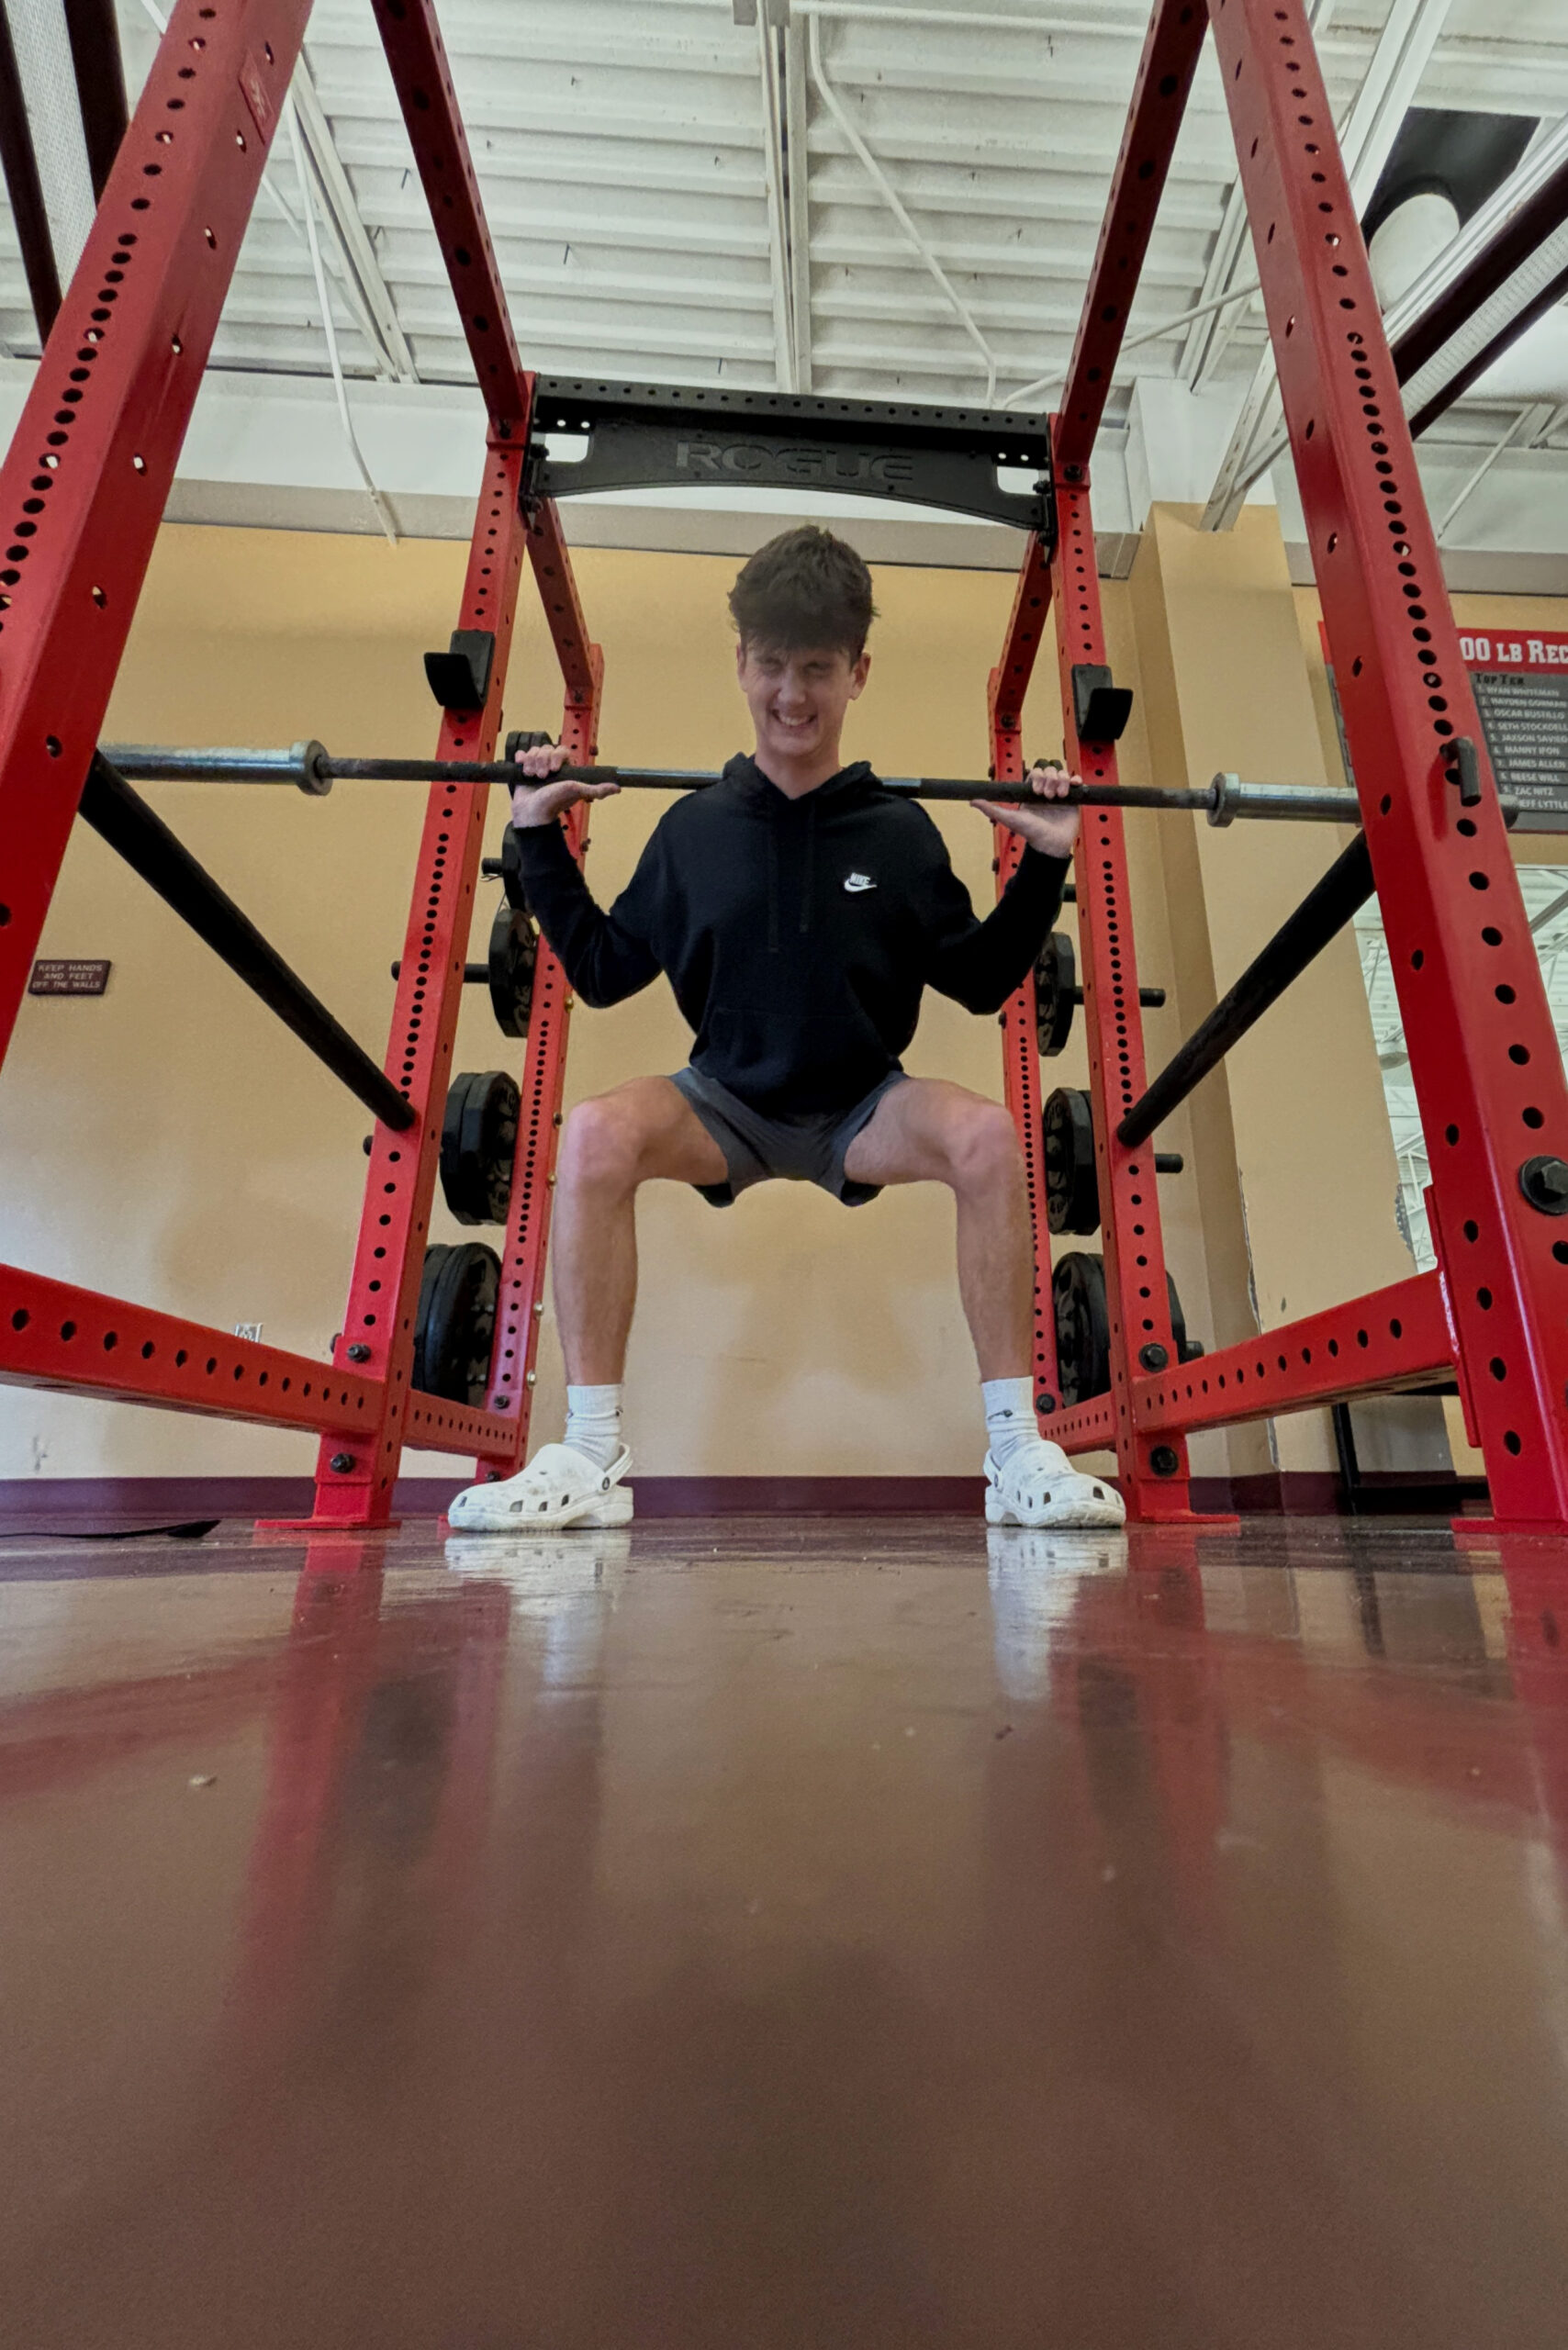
xmin=412 ymin=1241 xmax=500 ymax=1405
xmin=440 ymin=1070 xmax=520 ymax=1225
xmin=488 ymin=902 xmax=539 ymax=1037
xmin=1043 ymin=1086 xmax=1100 ymax=1236
xmin=1052 ymin=1251 xmax=1109 ymax=1405
xmin=1034 ymin=930 xmax=1076 ymax=1058
xmin=1053 ymin=1252 xmax=1202 ymax=1405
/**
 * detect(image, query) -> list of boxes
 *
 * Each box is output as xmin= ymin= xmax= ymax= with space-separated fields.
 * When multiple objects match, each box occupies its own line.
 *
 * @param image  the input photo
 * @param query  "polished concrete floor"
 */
xmin=3 ymin=1512 xmax=1567 ymax=2346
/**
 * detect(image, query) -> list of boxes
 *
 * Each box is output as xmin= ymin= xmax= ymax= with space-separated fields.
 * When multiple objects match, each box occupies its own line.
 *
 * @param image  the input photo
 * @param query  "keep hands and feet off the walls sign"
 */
xmin=1323 ymin=623 xmax=1568 ymax=832
xmin=28 ymin=960 xmax=111 ymax=996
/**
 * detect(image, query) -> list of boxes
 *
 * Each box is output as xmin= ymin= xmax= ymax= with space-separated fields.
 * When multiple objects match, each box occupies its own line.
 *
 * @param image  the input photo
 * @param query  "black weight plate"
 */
xmin=412 ymin=1240 xmax=500 ymax=1404
xmin=1052 ymin=1250 xmax=1110 ymax=1406
xmin=1043 ymin=1086 xmax=1100 ymax=1236
xmin=439 ymin=1072 xmax=482 ymax=1221
xmin=463 ymin=1069 xmax=519 ymax=1223
xmin=504 ymin=729 xmax=557 ymax=759
xmin=1035 ymin=930 xmax=1076 ymax=1058
xmin=441 ymin=1069 xmax=520 ymax=1225
xmin=488 ymin=902 xmax=538 ymax=1038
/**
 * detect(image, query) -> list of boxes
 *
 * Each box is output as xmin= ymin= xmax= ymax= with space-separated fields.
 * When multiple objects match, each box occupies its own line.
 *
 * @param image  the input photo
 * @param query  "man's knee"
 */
xmin=559 ymin=1094 xmax=646 ymax=1193
xmin=950 ymin=1100 xmax=1025 ymax=1193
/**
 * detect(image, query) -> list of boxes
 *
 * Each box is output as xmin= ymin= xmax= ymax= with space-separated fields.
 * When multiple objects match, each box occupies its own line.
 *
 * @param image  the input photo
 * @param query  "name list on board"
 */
xmin=1323 ymin=626 xmax=1568 ymax=831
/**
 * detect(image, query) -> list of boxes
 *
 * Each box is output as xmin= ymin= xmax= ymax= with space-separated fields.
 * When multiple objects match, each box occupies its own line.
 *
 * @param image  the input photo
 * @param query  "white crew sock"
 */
xmin=564 ymin=1382 xmax=624 ymax=1471
xmin=983 ymin=1375 xmax=1042 ymax=1471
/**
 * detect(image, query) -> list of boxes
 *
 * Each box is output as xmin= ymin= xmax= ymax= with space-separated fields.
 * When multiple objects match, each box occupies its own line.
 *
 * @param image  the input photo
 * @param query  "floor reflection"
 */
xmin=2 ymin=1515 xmax=1568 ymax=2346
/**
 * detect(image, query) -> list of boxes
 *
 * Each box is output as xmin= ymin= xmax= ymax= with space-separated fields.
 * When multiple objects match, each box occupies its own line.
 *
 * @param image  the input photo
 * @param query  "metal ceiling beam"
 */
xmin=1393 ymin=122 xmax=1568 ymax=382
xmin=756 ymin=11 xmax=797 ymax=391
xmin=0 ymin=0 xmax=62 ymax=338
xmin=783 ymin=17 xmax=814 ymax=393
xmin=1200 ymin=0 xmax=1453 ymax=530
xmin=62 ymin=0 xmax=128 ymax=200
xmin=1221 ymin=113 xmax=1568 ymax=488
xmin=287 ymin=50 xmax=415 ymax=382
xmin=807 ymin=8 xmax=998 ymax=402
xmin=1408 ymin=242 xmax=1568 ymax=441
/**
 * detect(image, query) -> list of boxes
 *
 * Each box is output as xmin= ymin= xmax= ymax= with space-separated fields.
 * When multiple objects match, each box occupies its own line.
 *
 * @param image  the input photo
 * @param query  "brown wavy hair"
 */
xmin=728 ymin=525 xmax=878 ymax=658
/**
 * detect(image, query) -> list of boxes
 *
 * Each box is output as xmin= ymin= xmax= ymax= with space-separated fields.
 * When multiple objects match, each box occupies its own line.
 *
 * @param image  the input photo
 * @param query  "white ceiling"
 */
xmin=1 ymin=0 xmax=1566 ymax=550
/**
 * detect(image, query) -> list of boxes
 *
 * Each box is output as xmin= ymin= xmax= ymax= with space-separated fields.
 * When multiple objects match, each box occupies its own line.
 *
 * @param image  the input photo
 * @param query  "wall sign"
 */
xmin=1322 ymin=623 xmax=1568 ymax=833
xmin=28 ymin=959 xmax=112 ymax=997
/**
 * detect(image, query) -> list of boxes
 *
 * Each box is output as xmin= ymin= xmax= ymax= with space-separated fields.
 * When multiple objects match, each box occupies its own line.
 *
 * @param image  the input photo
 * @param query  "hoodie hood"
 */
xmin=721 ymin=753 xmax=879 ymax=810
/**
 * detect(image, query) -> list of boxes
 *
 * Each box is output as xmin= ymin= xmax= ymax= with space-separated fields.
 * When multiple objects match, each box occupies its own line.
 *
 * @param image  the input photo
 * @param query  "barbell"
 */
xmin=102 ymin=737 xmax=1432 ymax=827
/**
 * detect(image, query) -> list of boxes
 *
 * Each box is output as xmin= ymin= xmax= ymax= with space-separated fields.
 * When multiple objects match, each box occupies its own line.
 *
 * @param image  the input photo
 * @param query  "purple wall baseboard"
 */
xmin=0 ymin=1475 xmax=989 ymax=1530
xmin=0 ymin=1469 xmax=1485 ymax=1534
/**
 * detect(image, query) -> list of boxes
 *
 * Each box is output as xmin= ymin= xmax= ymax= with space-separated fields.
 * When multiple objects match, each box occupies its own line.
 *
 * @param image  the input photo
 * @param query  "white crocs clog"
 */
xmin=447 ymin=1442 xmax=633 ymax=1532
xmin=984 ymin=1441 xmax=1126 ymax=1529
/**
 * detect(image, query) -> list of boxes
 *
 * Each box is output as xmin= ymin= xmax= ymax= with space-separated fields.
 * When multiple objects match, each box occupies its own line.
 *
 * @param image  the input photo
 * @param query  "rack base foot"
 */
xmin=253 ymin=1516 xmax=404 ymax=1537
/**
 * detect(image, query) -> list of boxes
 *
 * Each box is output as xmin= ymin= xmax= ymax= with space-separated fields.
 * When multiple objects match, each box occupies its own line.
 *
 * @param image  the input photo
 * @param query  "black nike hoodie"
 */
xmin=507 ymin=755 xmax=1069 ymax=1115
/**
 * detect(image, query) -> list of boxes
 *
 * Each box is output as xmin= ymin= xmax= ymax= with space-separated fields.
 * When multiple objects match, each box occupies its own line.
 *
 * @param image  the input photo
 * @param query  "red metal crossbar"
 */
xmin=1130 ymin=1272 xmax=1453 ymax=1439
xmin=1054 ymin=0 xmax=1210 ymax=483
xmin=0 ymin=1262 xmax=378 ymax=1430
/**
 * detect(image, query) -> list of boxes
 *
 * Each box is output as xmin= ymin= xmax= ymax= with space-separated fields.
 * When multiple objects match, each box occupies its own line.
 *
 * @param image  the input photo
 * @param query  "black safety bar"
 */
xmin=79 ymin=755 xmax=415 ymax=1132
xmin=1116 ymin=834 xmax=1375 ymax=1148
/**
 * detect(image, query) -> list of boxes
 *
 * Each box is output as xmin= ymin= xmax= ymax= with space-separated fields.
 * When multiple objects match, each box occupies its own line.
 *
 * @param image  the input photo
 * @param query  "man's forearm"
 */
xmin=505 ymin=822 xmax=658 ymax=1008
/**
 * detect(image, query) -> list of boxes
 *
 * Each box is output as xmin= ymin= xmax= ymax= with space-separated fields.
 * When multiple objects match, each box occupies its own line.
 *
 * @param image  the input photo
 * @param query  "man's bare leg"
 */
xmin=844 ymin=1077 xmax=1125 ymax=1528
xmin=842 ymin=1077 xmax=1034 ymax=1378
xmin=552 ymin=1077 xmax=728 ymax=1383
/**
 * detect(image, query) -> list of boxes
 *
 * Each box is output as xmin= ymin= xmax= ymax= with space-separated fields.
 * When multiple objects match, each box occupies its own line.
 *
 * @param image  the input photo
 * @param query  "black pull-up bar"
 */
xmin=79 ymin=755 xmax=416 ymax=1132
xmin=103 ymin=742 xmax=1399 ymax=826
xmin=1116 ymin=834 xmax=1376 ymax=1149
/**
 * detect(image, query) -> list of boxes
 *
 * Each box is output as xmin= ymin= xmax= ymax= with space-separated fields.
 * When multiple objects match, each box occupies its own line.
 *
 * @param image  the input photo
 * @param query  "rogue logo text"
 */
xmin=676 ymin=440 xmax=917 ymax=488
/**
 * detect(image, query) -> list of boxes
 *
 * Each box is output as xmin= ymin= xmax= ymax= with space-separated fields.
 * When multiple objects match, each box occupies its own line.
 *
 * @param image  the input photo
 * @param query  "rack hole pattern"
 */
xmin=0 ymin=1272 xmax=375 ymax=1428
xmin=0 ymin=0 xmax=259 ymax=652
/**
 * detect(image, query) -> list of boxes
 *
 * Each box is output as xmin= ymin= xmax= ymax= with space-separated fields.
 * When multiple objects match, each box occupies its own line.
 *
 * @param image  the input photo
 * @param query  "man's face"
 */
xmin=735 ymin=640 xmax=870 ymax=768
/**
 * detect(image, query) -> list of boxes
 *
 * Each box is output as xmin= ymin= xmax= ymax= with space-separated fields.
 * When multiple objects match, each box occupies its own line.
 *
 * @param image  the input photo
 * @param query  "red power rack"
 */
xmin=0 ymin=0 xmax=1563 ymax=1532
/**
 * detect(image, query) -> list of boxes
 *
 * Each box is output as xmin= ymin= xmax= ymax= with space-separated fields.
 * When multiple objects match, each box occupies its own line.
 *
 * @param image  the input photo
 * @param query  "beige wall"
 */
xmin=1134 ymin=508 xmax=1416 ymax=1475
xmin=8 ymin=513 xmax=1559 ymax=1487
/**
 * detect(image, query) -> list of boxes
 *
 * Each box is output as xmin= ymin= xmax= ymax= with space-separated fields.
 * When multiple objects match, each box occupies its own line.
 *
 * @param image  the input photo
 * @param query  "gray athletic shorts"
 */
xmin=670 ymin=1065 xmax=907 ymax=1207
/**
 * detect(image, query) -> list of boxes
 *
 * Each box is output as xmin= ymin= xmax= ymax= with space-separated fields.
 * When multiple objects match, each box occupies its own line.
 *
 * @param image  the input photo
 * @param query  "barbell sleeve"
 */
xmin=106 ymin=740 xmax=333 ymax=794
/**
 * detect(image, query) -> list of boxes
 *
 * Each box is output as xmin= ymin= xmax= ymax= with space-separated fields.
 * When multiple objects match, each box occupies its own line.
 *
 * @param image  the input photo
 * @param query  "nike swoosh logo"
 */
xmin=844 ymin=874 xmax=876 ymax=892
